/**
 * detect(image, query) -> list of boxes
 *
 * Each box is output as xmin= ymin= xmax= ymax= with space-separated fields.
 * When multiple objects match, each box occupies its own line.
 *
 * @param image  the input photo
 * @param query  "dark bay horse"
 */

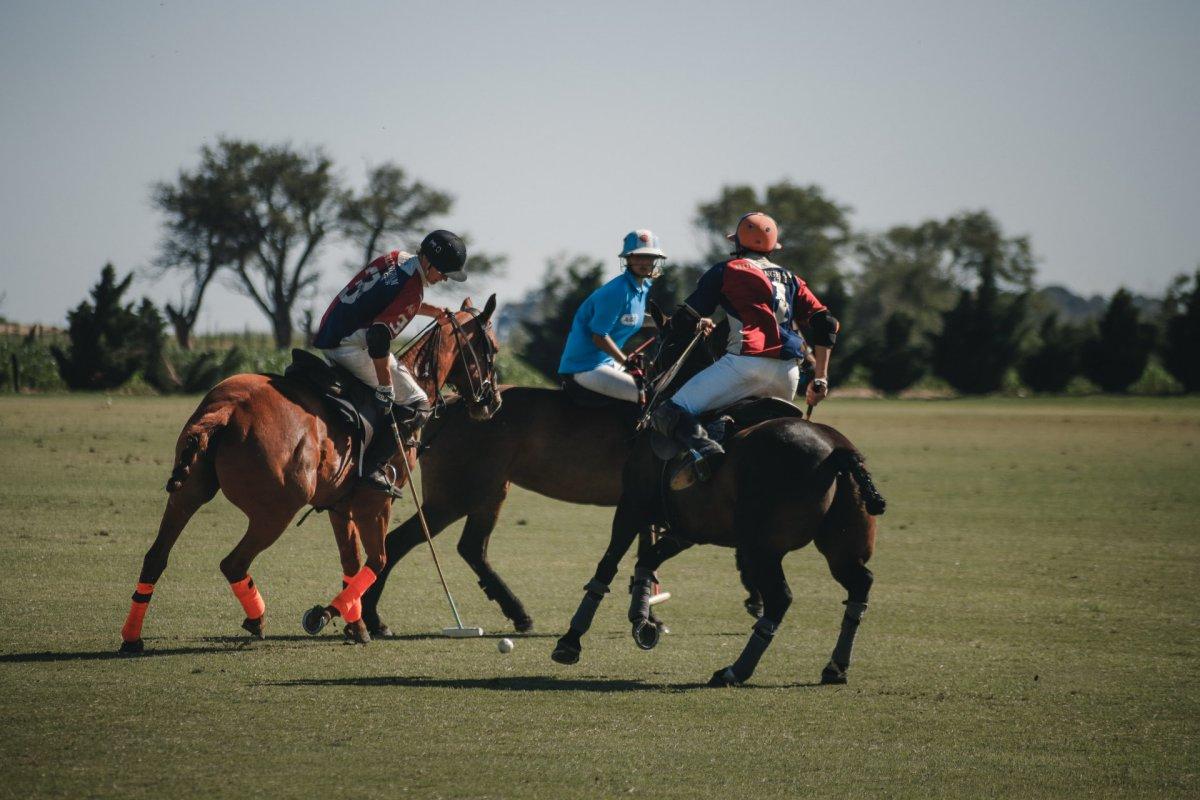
xmin=551 ymin=309 xmax=887 ymax=686
xmin=360 ymin=326 xmax=762 ymax=637
xmin=117 ymin=297 xmax=501 ymax=653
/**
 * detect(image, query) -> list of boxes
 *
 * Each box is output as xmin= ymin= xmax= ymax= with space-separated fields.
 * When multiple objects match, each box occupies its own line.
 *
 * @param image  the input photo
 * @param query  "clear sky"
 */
xmin=2 ymin=1 xmax=1198 ymax=331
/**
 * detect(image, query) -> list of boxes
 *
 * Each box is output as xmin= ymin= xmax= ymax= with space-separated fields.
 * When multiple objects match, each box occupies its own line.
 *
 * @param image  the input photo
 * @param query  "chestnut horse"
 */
xmin=117 ymin=297 xmax=501 ymax=653
xmin=552 ymin=308 xmax=887 ymax=686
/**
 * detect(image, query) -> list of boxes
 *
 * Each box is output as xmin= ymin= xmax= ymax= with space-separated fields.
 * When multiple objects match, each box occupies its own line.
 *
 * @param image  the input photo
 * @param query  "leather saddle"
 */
xmin=284 ymin=350 xmax=391 ymax=472
xmin=648 ymin=396 xmax=806 ymax=461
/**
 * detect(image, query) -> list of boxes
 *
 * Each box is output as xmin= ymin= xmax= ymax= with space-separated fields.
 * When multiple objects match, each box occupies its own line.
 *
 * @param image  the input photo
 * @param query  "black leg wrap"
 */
xmin=568 ymin=579 xmax=609 ymax=635
xmin=830 ymin=600 xmax=868 ymax=668
xmin=627 ymin=568 xmax=655 ymax=623
xmin=728 ymin=617 xmax=778 ymax=682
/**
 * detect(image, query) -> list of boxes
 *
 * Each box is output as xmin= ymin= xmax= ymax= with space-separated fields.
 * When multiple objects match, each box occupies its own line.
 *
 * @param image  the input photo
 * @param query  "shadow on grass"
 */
xmin=265 ymin=674 xmax=828 ymax=692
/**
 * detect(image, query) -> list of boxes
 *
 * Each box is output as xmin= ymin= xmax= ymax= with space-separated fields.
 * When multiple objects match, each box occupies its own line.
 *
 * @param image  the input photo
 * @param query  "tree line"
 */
xmin=513 ymin=182 xmax=1199 ymax=395
xmin=15 ymin=144 xmax=1198 ymax=395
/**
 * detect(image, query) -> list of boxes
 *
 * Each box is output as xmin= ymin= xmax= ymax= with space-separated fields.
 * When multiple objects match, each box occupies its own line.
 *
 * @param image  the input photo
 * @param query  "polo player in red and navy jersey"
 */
xmin=651 ymin=212 xmax=840 ymax=487
xmin=313 ymin=230 xmax=467 ymax=490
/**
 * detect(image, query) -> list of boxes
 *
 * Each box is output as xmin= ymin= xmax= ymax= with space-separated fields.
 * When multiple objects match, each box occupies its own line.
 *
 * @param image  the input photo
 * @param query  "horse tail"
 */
xmin=828 ymin=448 xmax=886 ymax=516
xmin=165 ymin=401 xmax=235 ymax=493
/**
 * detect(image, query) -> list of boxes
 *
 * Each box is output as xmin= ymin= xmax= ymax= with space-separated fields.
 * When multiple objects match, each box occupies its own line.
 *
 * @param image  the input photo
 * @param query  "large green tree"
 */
xmin=930 ymin=270 xmax=1028 ymax=394
xmin=51 ymin=264 xmax=164 ymax=389
xmin=693 ymin=181 xmax=852 ymax=289
xmin=1081 ymin=288 xmax=1157 ymax=392
xmin=1018 ymin=314 xmax=1086 ymax=393
xmin=862 ymin=311 xmax=929 ymax=394
xmin=338 ymin=162 xmax=453 ymax=268
xmin=152 ymin=140 xmax=258 ymax=349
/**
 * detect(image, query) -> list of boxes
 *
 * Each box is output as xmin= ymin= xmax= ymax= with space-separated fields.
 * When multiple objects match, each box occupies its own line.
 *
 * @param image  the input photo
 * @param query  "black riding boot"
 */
xmin=651 ymin=402 xmax=725 ymax=489
xmin=360 ymin=399 xmax=431 ymax=492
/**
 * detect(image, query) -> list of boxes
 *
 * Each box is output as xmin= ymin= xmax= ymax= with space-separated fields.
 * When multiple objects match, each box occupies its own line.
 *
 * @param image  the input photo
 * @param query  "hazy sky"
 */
xmin=2 ymin=1 xmax=1198 ymax=331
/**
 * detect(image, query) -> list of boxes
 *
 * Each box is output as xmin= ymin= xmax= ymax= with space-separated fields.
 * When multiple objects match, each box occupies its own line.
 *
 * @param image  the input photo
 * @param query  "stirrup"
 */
xmin=668 ymin=450 xmax=704 ymax=491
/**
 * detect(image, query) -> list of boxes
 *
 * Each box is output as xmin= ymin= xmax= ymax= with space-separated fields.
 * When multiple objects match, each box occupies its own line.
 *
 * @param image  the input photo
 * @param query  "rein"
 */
xmin=636 ymin=330 xmax=705 ymax=431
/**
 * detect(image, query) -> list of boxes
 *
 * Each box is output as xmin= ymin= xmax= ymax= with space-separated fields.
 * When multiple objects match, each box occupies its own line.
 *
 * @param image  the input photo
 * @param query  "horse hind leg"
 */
xmin=815 ymin=475 xmax=877 ymax=685
xmin=457 ymin=505 xmax=534 ymax=633
xmin=118 ymin=462 xmax=218 ymax=654
xmin=710 ymin=547 xmax=792 ymax=687
xmin=218 ymin=509 xmax=295 ymax=640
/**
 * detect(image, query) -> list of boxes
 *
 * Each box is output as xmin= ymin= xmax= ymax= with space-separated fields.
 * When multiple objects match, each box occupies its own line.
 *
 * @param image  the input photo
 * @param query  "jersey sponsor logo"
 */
xmin=620 ymin=313 xmax=639 ymax=326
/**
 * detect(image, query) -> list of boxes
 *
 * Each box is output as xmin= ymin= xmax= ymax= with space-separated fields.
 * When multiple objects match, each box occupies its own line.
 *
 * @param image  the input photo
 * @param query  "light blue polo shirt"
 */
xmin=558 ymin=271 xmax=651 ymax=374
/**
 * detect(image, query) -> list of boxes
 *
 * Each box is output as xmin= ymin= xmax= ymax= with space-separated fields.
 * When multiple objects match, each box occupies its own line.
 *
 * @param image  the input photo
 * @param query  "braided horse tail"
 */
xmin=165 ymin=401 xmax=235 ymax=492
xmin=839 ymin=450 xmax=886 ymax=516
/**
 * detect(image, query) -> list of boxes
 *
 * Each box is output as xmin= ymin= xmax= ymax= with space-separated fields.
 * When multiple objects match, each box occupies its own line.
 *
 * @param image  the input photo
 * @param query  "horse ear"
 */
xmin=648 ymin=300 xmax=667 ymax=330
xmin=461 ymin=297 xmax=473 ymax=310
xmin=481 ymin=294 xmax=498 ymax=322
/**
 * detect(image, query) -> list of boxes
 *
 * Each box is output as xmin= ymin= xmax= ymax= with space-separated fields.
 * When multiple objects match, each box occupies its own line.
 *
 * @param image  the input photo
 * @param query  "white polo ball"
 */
xmin=497 ymin=637 xmax=514 ymax=654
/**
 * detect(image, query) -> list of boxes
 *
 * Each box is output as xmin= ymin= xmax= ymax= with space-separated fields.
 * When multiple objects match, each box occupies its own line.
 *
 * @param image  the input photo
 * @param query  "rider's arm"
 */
xmin=682 ymin=263 xmax=726 ymax=335
xmin=418 ymin=302 xmax=448 ymax=319
xmin=365 ymin=324 xmax=393 ymax=392
xmin=591 ymin=333 xmax=628 ymax=366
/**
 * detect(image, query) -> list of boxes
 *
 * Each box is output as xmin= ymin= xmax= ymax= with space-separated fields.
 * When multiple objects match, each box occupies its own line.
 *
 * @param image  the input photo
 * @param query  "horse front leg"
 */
xmin=330 ymin=511 xmax=370 ymax=644
xmin=303 ymin=491 xmax=392 ymax=636
xmin=628 ymin=535 xmax=693 ymax=650
xmin=551 ymin=499 xmax=644 ymax=665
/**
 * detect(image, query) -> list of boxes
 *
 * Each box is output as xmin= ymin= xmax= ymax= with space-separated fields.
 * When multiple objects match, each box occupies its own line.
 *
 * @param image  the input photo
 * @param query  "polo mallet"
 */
xmin=647 ymin=527 xmax=671 ymax=607
xmin=392 ymin=423 xmax=483 ymax=638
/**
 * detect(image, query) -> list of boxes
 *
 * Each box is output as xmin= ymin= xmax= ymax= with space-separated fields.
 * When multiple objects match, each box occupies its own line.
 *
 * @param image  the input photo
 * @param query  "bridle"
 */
xmin=397 ymin=307 xmax=499 ymax=415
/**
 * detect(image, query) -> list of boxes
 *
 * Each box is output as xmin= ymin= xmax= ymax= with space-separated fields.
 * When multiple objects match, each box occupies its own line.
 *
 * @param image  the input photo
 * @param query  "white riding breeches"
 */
xmin=571 ymin=362 xmax=640 ymax=403
xmin=322 ymin=330 xmax=427 ymax=406
xmin=671 ymin=353 xmax=799 ymax=416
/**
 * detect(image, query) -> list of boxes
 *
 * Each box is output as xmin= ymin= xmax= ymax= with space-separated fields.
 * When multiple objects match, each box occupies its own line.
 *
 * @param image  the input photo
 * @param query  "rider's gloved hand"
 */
xmin=374 ymin=384 xmax=396 ymax=413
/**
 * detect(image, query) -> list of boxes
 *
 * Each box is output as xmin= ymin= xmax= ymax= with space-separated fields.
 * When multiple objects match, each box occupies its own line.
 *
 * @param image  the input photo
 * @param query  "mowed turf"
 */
xmin=0 ymin=395 xmax=1197 ymax=799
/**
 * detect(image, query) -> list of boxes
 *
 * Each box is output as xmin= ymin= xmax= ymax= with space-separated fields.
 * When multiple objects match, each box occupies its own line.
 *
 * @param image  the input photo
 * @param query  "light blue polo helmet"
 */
xmin=620 ymin=229 xmax=666 ymax=277
xmin=621 ymin=229 xmax=666 ymax=259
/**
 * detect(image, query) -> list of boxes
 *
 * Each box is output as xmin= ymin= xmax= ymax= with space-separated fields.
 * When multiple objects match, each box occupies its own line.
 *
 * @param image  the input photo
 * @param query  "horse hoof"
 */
xmin=551 ymin=637 xmax=581 ymax=665
xmin=631 ymin=618 xmax=660 ymax=651
xmin=708 ymin=667 xmax=742 ymax=687
xmin=118 ymin=639 xmax=144 ymax=656
xmin=364 ymin=618 xmax=393 ymax=638
xmin=302 ymin=605 xmax=331 ymax=636
xmin=343 ymin=621 xmax=371 ymax=645
xmin=514 ymin=617 xmax=534 ymax=634
xmin=648 ymin=615 xmax=669 ymax=635
xmin=241 ymin=616 xmax=265 ymax=640
xmin=821 ymin=661 xmax=848 ymax=685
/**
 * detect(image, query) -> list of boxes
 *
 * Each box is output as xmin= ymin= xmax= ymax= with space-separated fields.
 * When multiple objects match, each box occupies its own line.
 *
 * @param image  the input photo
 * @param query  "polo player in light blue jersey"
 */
xmin=558 ymin=230 xmax=665 ymax=402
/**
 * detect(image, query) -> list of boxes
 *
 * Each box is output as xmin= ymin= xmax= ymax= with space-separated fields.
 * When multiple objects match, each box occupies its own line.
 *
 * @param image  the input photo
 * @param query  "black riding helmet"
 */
xmin=420 ymin=230 xmax=468 ymax=282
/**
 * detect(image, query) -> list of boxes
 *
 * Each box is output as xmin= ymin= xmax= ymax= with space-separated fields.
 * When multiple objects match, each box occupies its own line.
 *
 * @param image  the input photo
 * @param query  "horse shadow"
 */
xmin=264 ymin=674 xmax=827 ymax=692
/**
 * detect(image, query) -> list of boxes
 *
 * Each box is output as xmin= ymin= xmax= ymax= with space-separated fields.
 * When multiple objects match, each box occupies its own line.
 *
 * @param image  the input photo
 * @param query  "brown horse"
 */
xmin=551 ymin=307 xmax=887 ymax=686
xmin=117 ymin=297 xmax=501 ymax=654
xmin=359 ymin=386 xmax=644 ymax=636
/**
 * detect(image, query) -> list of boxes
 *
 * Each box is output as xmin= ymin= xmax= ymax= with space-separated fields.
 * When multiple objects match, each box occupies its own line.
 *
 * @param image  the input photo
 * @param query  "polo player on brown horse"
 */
xmin=118 ymin=231 xmax=501 ymax=653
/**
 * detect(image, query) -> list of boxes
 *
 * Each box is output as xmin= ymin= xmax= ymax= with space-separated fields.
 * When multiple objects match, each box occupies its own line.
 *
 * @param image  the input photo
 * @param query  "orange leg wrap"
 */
xmin=229 ymin=575 xmax=265 ymax=620
xmin=121 ymin=582 xmax=156 ymax=643
xmin=330 ymin=566 xmax=377 ymax=619
xmin=342 ymin=575 xmax=363 ymax=623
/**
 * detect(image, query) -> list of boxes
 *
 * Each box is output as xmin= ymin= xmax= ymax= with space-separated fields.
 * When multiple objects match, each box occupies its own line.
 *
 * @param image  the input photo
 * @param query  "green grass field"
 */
xmin=0 ymin=395 xmax=1197 ymax=799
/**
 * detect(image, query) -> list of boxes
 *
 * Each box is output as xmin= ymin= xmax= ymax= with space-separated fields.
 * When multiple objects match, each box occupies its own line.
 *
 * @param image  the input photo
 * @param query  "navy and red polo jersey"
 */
xmin=684 ymin=256 xmax=826 ymax=360
xmin=313 ymin=250 xmax=425 ymax=349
